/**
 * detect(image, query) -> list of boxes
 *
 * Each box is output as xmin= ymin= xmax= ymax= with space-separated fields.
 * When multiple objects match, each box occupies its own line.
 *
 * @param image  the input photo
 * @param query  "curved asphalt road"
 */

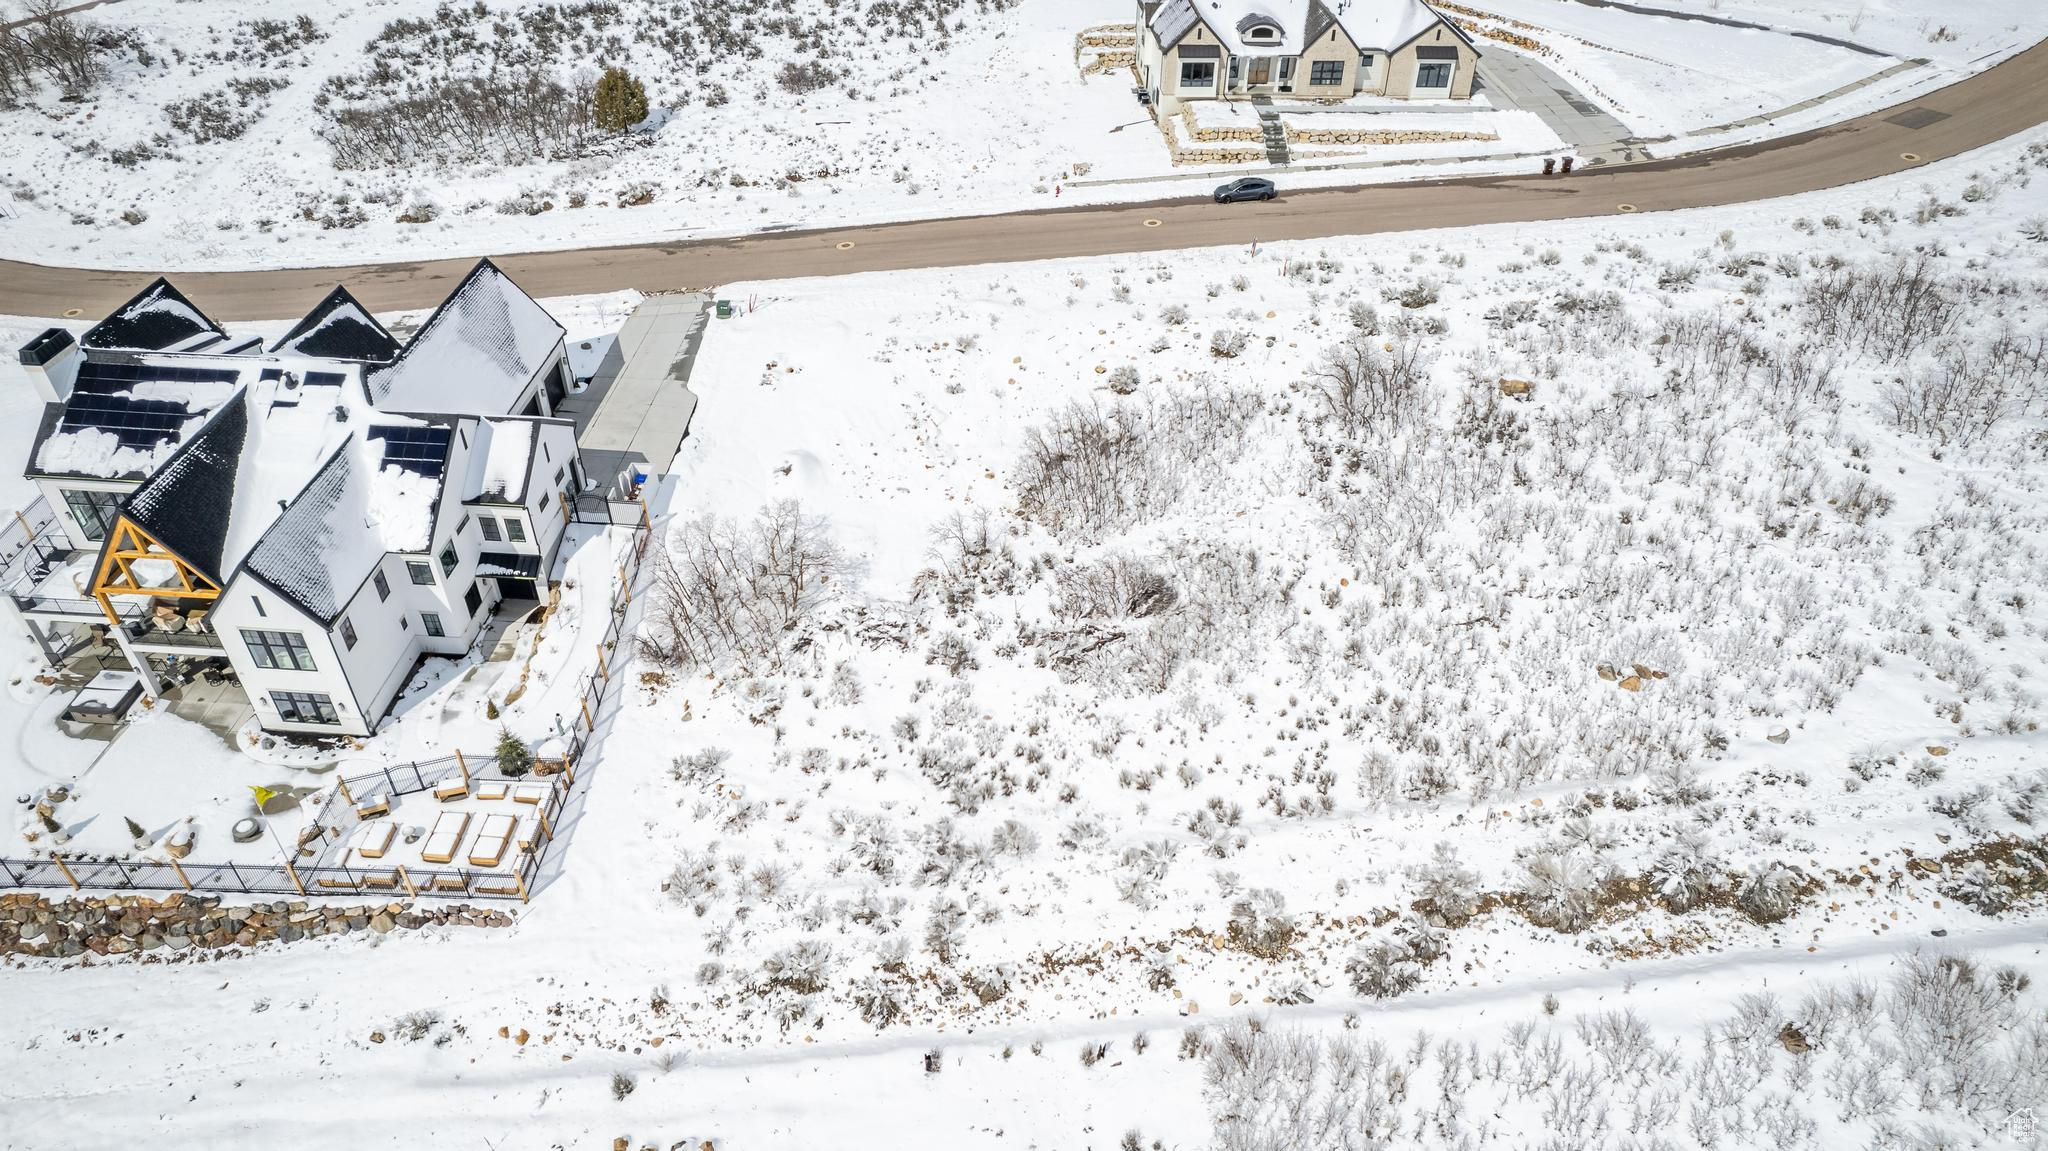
xmin=5 ymin=39 xmax=2047 ymax=322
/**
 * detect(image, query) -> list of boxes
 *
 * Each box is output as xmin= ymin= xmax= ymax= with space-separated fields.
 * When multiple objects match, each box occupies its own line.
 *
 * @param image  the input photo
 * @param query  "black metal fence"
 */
xmin=0 ymin=503 xmax=653 ymax=903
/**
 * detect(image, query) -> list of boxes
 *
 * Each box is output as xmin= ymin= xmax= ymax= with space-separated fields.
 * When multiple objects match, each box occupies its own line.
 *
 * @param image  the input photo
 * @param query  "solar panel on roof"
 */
xmin=304 ymin=371 xmax=348 ymax=388
xmin=367 ymin=425 xmax=452 ymax=477
xmin=57 ymin=361 xmax=239 ymax=451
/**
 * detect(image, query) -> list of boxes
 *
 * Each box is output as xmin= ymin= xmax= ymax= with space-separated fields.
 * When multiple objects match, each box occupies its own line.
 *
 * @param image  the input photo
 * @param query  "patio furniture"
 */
xmin=475 ymin=782 xmax=509 ymax=802
xmin=317 ymin=876 xmax=361 ymax=891
xmin=355 ymin=794 xmax=390 ymax=819
xmin=433 ymin=777 xmax=469 ymax=802
xmin=421 ymin=811 xmax=471 ymax=864
xmin=431 ymin=873 xmax=467 ymax=892
xmin=515 ymin=816 xmax=540 ymax=853
xmin=353 ymin=821 xmax=396 ymax=860
xmin=468 ymin=813 xmax=515 ymax=867
xmin=361 ymin=871 xmax=399 ymax=890
xmin=512 ymin=783 xmax=550 ymax=805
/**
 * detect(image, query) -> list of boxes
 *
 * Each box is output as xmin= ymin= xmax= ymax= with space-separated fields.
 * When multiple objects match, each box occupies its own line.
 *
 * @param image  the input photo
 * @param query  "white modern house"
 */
xmin=1135 ymin=0 xmax=1479 ymax=111
xmin=8 ymin=260 xmax=586 ymax=737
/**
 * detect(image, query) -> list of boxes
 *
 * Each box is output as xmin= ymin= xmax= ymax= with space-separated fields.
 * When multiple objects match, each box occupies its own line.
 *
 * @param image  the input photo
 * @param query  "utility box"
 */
xmin=715 ymin=299 xmax=734 ymax=319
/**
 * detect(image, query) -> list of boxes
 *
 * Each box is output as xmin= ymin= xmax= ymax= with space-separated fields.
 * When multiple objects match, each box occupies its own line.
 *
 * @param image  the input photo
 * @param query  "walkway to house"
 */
xmin=1474 ymin=49 xmax=1646 ymax=165
xmin=552 ymin=293 xmax=708 ymax=493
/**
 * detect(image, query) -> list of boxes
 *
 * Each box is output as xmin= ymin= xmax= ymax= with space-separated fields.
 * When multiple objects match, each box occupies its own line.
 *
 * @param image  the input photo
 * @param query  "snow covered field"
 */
xmin=0 ymin=0 xmax=2041 ymax=271
xmin=4 ymin=109 xmax=2048 ymax=1148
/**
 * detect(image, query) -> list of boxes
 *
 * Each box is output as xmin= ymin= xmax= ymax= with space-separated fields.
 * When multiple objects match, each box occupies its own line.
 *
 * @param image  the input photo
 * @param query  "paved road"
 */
xmin=3 ymin=37 xmax=2044 ymax=322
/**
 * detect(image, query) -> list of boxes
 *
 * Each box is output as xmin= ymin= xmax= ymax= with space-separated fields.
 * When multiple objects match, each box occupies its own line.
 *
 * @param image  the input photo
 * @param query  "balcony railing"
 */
xmin=124 ymin=626 xmax=224 ymax=650
xmin=8 ymin=592 xmax=141 ymax=620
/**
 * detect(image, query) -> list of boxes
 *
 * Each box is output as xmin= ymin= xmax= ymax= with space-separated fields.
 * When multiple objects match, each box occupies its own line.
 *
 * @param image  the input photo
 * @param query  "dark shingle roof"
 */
xmin=270 ymin=286 xmax=403 ymax=363
xmin=119 ymin=389 xmax=249 ymax=584
xmin=81 ymin=278 xmax=229 ymax=353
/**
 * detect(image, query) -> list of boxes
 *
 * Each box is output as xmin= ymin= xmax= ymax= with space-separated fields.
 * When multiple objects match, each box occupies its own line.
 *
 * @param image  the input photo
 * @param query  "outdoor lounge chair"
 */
xmin=431 ymin=873 xmax=467 ymax=892
xmin=316 ymin=876 xmax=361 ymax=891
xmin=354 ymin=821 xmax=396 ymax=860
xmin=433 ymin=777 xmax=469 ymax=801
xmin=474 ymin=782 xmax=509 ymax=802
xmin=361 ymin=871 xmax=399 ymax=890
xmin=468 ymin=813 xmax=515 ymax=867
xmin=512 ymin=783 xmax=550 ymax=805
xmin=355 ymin=794 xmax=390 ymax=819
xmin=420 ymin=811 xmax=471 ymax=864
xmin=514 ymin=816 xmax=540 ymax=853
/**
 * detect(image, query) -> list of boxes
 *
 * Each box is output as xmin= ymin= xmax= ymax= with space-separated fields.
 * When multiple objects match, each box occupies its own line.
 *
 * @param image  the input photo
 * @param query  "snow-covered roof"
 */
xmin=463 ymin=417 xmax=538 ymax=503
xmin=81 ymin=278 xmax=230 ymax=354
xmin=1152 ymin=0 xmax=1457 ymax=53
xmin=1335 ymin=0 xmax=1456 ymax=51
xmin=364 ymin=260 xmax=564 ymax=415
xmin=270 ymin=286 xmax=403 ymax=363
xmin=242 ymin=426 xmax=443 ymax=624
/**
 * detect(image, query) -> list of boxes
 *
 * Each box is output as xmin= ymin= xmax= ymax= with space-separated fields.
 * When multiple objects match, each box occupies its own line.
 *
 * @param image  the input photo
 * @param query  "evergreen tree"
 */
xmin=496 ymin=726 xmax=535 ymax=778
xmin=593 ymin=66 xmax=648 ymax=134
xmin=125 ymin=816 xmax=148 ymax=842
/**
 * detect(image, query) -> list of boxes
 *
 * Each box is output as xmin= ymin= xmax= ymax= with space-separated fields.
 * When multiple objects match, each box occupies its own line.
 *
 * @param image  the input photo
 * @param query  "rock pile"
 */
xmin=0 ymin=892 xmax=513 ymax=960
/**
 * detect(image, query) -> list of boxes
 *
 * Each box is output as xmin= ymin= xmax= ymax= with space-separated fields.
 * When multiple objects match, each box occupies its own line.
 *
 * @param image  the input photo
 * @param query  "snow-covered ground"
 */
xmin=0 ymin=0 xmax=2040 ymax=271
xmin=4 ymin=109 xmax=2048 ymax=1148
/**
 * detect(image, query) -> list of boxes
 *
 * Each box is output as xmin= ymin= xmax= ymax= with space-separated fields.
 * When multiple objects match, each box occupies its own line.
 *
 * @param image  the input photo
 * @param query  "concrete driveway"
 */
xmin=1475 ymin=49 xmax=1645 ymax=164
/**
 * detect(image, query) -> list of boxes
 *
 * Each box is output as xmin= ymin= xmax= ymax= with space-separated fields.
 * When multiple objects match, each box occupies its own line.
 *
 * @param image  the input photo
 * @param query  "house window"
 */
xmin=422 ymin=611 xmax=444 ymax=637
xmin=1179 ymin=60 xmax=1216 ymax=90
xmin=407 ymin=560 xmax=434 ymax=585
xmin=438 ymin=542 xmax=458 ymax=576
xmin=339 ymin=616 xmax=358 ymax=651
xmin=251 ymin=596 xmax=265 ymax=618
xmin=478 ymin=516 xmax=501 ymax=542
xmin=62 ymin=489 xmax=122 ymax=541
xmin=1244 ymin=23 xmax=1278 ymax=43
xmin=271 ymin=690 xmax=339 ymax=725
xmin=1359 ymin=53 xmax=1375 ymax=72
xmin=241 ymin=629 xmax=316 ymax=671
xmin=399 ymin=614 xmax=408 ymax=631
xmin=1278 ymin=57 xmax=1295 ymax=85
xmin=505 ymin=518 xmax=526 ymax=543
xmin=538 ymin=492 xmax=551 ymax=513
xmin=373 ymin=570 xmax=391 ymax=601
xmin=456 ymin=514 xmax=471 ymax=536
xmin=553 ymin=466 xmax=566 ymax=488
xmin=463 ymin=582 xmax=484 ymax=618
xmin=1309 ymin=60 xmax=1345 ymax=86
xmin=1415 ymin=61 xmax=1452 ymax=89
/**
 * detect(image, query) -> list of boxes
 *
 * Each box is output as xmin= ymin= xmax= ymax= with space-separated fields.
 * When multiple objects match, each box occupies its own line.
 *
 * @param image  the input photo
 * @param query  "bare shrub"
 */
xmin=1798 ymin=254 xmax=1965 ymax=362
xmin=643 ymin=501 xmax=842 ymax=671
xmin=1307 ymin=328 xmax=1434 ymax=440
xmin=1881 ymin=332 xmax=2047 ymax=448
xmin=1345 ymin=933 xmax=1421 ymax=999
xmin=1013 ymin=386 xmax=1264 ymax=541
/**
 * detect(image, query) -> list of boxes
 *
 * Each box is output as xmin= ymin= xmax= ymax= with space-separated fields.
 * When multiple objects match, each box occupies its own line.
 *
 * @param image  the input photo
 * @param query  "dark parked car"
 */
xmin=1214 ymin=178 xmax=1276 ymax=203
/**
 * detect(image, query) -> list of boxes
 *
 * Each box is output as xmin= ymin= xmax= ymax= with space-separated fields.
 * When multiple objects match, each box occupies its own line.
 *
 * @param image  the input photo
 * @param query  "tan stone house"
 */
xmin=1135 ymin=0 xmax=1479 ymax=110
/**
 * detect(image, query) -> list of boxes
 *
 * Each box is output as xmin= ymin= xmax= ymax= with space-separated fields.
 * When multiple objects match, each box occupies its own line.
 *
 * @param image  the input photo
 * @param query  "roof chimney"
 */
xmin=18 ymin=328 xmax=80 ymax=404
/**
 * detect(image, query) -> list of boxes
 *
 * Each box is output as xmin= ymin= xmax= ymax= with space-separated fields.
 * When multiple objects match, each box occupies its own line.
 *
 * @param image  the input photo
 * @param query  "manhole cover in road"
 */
xmin=835 ymin=241 xmax=855 ymax=250
xmin=1616 ymin=203 xmax=1638 ymax=213
xmin=1885 ymin=107 xmax=1950 ymax=130
xmin=63 ymin=308 xmax=82 ymax=317
xmin=1142 ymin=219 xmax=1162 ymax=228
xmin=1900 ymin=153 xmax=1922 ymax=163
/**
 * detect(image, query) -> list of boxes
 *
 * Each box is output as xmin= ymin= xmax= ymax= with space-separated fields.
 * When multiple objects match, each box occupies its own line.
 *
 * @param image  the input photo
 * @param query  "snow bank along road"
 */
xmin=5 ymin=36 xmax=2046 ymax=322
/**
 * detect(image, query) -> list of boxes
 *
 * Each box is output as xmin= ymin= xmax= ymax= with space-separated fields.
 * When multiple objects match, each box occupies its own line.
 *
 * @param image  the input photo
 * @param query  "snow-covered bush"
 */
xmin=1515 ymin=846 xmax=1605 ymax=932
xmin=1734 ymin=862 xmax=1803 ymax=924
xmin=1409 ymin=841 xmax=1480 ymax=926
xmin=1306 ymin=328 xmax=1433 ymax=440
xmin=1346 ymin=933 xmax=1421 ymax=999
xmin=1226 ymin=888 xmax=1296 ymax=958
xmin=1650 ymin=828 xmax=1720 ymax=912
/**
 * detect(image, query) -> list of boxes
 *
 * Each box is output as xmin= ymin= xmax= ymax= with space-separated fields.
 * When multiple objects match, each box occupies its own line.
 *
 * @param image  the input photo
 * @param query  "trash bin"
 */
xmin=715 ymin=299 xmax=734 ymax=319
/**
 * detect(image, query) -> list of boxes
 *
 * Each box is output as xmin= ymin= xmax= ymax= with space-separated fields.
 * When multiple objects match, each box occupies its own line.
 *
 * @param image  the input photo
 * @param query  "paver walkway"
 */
xmin=553 ymin=293 xmax=708 ymax=491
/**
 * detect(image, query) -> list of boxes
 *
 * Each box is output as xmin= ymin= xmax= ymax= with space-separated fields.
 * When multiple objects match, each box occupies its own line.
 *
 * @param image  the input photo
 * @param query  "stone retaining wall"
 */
xmin=0 ymin=891 xmax=513 ymax=960
xmin=1286 ymin=127 xmax=1497 ymax=145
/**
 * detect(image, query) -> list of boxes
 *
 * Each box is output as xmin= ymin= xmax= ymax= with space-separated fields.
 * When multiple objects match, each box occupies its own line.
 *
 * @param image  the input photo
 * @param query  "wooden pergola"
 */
xmin=90 ymin=517 xmax=221 ymax=627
